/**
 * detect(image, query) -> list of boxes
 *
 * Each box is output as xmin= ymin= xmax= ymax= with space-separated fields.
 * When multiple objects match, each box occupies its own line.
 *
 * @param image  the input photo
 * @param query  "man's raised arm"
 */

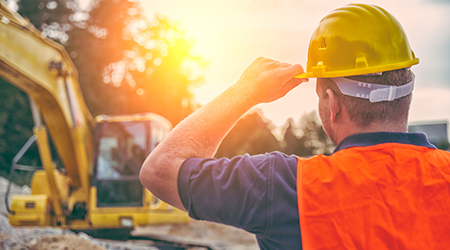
xmin=139 ymin=57 xmax=307 ymax=210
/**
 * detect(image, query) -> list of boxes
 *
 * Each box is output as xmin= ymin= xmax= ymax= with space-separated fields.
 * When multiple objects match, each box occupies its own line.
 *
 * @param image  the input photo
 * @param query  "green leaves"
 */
xmin=0 ymin=79 xmax=39 ymax=185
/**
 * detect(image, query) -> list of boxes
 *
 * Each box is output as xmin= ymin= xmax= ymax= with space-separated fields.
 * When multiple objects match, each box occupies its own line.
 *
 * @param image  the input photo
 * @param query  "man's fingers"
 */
xmin=279 ymin=78 xmax=305 ymax=97
xmin=283 ymin=64 xmax=305 ymax=78
xmin=238 ymin=57 xmax=308 ymax=103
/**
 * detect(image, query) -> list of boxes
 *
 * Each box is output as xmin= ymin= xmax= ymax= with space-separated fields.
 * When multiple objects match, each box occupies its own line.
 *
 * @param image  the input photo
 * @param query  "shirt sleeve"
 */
xmin=177 ymin=152 xmax=299 ymax=238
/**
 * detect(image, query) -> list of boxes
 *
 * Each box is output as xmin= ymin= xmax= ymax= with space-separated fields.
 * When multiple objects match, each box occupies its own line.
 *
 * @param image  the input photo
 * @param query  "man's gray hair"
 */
xmin=321 ymin=68 xmax=414 ymax=127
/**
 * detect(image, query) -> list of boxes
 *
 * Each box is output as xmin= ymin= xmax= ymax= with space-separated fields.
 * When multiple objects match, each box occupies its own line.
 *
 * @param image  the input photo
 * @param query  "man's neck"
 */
xmin=334 ymin=120 xmax=408 ymax=145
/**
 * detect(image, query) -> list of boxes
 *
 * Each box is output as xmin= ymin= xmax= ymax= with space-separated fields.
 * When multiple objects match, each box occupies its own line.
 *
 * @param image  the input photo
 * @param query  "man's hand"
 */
xmin=235 ymin=57 xmax=308 ymax=104
xmin=140 ymin=57 xmax=306 ymax=211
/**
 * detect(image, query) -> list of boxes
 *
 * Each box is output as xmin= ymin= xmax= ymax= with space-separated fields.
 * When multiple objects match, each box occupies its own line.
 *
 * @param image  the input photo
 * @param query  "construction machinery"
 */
xmin=0 ymin=1 xmax=189 ymax=231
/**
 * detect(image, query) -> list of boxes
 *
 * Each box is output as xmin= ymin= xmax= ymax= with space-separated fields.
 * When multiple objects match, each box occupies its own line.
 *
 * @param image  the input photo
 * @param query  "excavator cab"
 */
xmin=88 ymin=114 xmax=188 ymax=229
xmin=93 ymin=115 xmax=163 ymax=207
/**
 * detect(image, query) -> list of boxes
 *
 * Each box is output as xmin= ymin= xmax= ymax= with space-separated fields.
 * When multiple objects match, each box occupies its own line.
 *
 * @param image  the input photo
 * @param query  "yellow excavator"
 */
xmin=0 ymin=1 xmax=188 ymax=233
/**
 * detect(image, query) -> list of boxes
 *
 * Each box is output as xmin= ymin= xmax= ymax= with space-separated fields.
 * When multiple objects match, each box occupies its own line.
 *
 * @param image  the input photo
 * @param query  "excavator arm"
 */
xmin=0 ymin=2 xmax=94 ymax=225
xmin=0 ymin=2 xmax=93 ymax=190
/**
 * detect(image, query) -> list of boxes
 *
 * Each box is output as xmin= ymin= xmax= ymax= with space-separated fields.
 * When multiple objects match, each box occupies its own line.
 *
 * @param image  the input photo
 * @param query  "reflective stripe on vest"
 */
xmin=297 ymin=143 xmax=450 ymax=250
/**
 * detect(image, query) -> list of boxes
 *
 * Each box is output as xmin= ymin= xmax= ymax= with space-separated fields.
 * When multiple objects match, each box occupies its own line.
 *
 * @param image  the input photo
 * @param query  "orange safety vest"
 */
xmin=297 ymin=143 xmax=450 ymax=250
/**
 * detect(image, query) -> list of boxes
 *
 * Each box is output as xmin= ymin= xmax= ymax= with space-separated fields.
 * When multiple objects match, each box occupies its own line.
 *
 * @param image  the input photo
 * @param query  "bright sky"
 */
xmin=141 ymin=0 xmax=450 ymax=129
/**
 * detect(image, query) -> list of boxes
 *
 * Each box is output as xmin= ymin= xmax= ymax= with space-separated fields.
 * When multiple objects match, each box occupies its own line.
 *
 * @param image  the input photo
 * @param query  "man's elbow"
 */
xmin=139 ymin=156 xmax=157 ymax=192
xmin=139 ymin=153 xmax=186 ymax=210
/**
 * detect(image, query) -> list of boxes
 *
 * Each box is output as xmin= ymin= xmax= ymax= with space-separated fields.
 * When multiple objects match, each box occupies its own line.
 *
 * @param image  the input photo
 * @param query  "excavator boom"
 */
xmin=0 ymin=1 xmax=93 ymax=190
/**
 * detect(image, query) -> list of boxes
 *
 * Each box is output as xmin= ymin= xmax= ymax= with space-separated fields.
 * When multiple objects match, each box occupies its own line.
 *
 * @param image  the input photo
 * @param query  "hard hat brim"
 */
xmin=295 ymin=72 xmax=313 ymax=79
xmin=295 ymin=58 xmax=419 ymax=79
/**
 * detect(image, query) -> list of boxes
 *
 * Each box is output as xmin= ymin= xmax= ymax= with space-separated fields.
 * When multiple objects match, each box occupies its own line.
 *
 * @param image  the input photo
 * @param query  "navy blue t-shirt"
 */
xmin=178 ymin=152 xmax=300 ymax=249
xmin=177 ymin=132 xmax=435 ymax=249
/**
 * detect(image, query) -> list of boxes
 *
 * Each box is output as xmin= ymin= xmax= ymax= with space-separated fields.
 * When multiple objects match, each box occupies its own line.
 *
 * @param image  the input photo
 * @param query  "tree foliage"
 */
xmin=215 ymin=110 xmax=282 ymax=158
xmin=436 ymin=138 xmax=450 ymax=151
xmin=215 ymin=110 xmax=335 ymax=159
xmin=16 ymin=0 xmax=207 ymax=124
xmin=0 ymin=79 xmax=39 ymax=185
xmin=282 ymin=111 xmax=335 ymax=157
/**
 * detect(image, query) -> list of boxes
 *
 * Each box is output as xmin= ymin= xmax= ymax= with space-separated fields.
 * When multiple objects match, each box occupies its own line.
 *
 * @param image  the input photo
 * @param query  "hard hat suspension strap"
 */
xmin=331 ymin=74 xmax=415 ymax=103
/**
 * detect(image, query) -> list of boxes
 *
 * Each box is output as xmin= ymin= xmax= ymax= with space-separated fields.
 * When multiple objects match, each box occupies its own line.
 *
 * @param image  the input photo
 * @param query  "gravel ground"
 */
xmin=0 ymin=176 xmax=258 ymax=250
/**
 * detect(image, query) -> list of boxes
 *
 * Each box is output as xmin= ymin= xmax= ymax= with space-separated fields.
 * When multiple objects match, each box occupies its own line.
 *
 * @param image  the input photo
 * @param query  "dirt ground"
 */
xmin=28 ymin=235 xmax=106 ymax=250
xmin=134 ymin=220 xmax=258 ymax=249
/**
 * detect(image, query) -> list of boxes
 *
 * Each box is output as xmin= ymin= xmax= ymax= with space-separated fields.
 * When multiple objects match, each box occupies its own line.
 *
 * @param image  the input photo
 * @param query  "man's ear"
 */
xmin=325 ymin=89 xmax=341 ymax=122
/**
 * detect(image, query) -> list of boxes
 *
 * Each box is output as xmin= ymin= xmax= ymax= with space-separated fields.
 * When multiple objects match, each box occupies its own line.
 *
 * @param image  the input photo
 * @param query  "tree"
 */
xmin=101 ymin=14 xmax=208 ymax=123
xmin=282 ymin=111 xmax=335 ymax=157
xmin=16 ymin=0 xmax=207 ymax=124
xmin=437 ymin=138 xmax=450 ymax=151
xmin=80 ymin=0 xmax=208 ymax=124
xmin=215 ymin=109 xmax=282 ymax=158
xmin=282 ymin=118 xmax=299 ymax=155
xmin=0 ymin=79 xmax=40 ymax=185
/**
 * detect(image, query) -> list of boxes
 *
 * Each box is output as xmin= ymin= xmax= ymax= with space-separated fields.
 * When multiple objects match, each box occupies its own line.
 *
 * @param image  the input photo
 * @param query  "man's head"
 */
xmin=298 ymin=3 xmax=419 ymax=144
xmin=316 ymin=69 xmax=414 ymax=144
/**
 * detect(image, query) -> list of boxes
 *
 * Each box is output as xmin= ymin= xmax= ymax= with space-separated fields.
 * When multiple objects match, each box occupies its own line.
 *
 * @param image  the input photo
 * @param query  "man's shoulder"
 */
xmin=242 ymin=151 xmax=299 ymax=175
xmin=208 ymin=151 xmax=299 ymax=171
xmin=256 ymin=151 xmax=299 ymax=163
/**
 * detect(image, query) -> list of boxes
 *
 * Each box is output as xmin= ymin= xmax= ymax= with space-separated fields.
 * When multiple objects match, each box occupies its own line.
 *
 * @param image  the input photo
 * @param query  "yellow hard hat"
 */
xmin=297 ymin=3 xmax=419 ymax=78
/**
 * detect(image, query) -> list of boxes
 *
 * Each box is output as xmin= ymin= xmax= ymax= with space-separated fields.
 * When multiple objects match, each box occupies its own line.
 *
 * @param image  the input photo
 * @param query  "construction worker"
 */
xmin=140 ymin=3 xmax=450 ymax=250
